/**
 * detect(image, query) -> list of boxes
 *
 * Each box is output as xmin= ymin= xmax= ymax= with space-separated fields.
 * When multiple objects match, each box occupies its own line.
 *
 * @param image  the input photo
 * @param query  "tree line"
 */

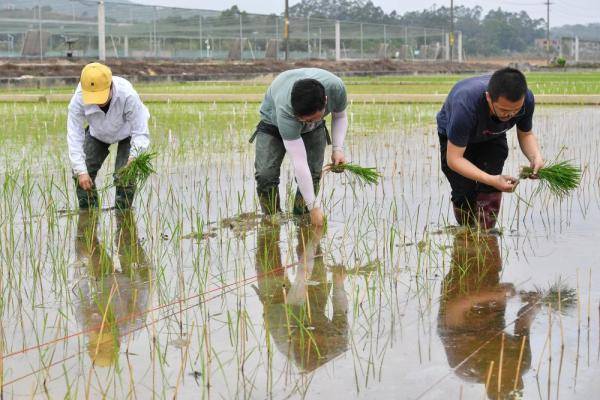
xmin=289 ymin=0 xmax=547 ymax=56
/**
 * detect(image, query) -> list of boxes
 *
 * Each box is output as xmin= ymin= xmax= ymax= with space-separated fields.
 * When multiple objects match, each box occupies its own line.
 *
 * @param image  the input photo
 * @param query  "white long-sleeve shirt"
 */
xmin=67 ymin=76 xmax=150 ymax=175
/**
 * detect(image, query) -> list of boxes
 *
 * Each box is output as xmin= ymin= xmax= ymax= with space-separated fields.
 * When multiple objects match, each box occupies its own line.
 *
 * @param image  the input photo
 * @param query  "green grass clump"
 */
xmin=329 ymin=163 xmax=382 ymax=185
xmin=535 ymin=279 xmax=577 ymax=314
xmin=519 ymin=160 xmax=581 ymax=197
xmin=114 ymin=151 xmax=157 ymax=187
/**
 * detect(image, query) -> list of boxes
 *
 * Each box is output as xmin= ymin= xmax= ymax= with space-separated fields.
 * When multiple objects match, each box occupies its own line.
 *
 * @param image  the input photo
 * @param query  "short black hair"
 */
xmin=291 ymin=79 xmax=326 ymax=117
xmin=487 ymin=67 xmax=528 ymax=102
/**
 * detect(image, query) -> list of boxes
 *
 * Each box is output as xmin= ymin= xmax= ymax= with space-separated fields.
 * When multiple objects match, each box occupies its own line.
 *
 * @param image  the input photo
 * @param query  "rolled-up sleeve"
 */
xmin=67 ymin=95 xmax=88 ymax=175
xmin=125 ymin=94 xmax=150 ymax=157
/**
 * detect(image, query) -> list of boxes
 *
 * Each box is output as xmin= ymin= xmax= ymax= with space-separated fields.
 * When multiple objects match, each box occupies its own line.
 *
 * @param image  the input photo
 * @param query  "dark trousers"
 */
xmin=439 ymin=133 xmax=508 ymax=209
xmin=75 ymin=128 xmax=135 ymax=209
xmin=253 ymin=121 xmax=327 ymax=215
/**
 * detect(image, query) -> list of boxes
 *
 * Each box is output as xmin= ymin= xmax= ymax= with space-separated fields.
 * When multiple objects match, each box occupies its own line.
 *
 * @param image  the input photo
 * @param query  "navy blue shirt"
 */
xmin=437 ymin=75 xmax=535 ymax=147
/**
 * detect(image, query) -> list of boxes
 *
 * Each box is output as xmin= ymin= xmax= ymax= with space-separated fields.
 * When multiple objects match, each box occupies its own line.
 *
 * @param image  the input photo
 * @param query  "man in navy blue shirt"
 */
xmin=437 ymin=67 xmax=544 ymax=229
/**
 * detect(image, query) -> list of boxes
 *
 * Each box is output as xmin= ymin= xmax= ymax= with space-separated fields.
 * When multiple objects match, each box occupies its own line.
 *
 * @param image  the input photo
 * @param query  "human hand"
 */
xmin=491 ymin=175 xmax=519 ymax=192
xmin=331 ymin=150 xmax=346 ymax=167
xmin=310 ymin=207 xmax=325 ymax=226
xmin=529 ymin=157 xmax=545 ymax=178
xmin=78 ymin=173 xmax=93 ymax=191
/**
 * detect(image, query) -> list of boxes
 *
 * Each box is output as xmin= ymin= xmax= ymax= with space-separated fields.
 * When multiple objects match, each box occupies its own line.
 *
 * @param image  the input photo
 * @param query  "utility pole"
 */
xmin=307 ymin=15 xmax=310 ymax=58
xmin=199 ymin=15 xmax=203 ymax=59
xmin=449 ymin=0 xmax=454 ymax=63
xmin=544 ymin=0 xmax=552 ymax=58
xmin=284 ymin=0 xmax=289 ymax=61
xmin=98 ymin=0 xmax=106 ymax=61
xmin=38 ymin=1 xmax=43 ymax=62
xmin=335 ymin=20 xmax=340 ymax=61
xmin=153 ymin=6 xmax=158 ymax=57
xmin=239 ymin=13 xmax=243 ymax=61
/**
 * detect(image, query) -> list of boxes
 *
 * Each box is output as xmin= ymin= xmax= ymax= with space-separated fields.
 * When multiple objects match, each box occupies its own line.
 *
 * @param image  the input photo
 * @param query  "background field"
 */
xmin=1 ymin=74 xmax=599 ymax=399
xmin=3 ymin=72 xmax=600 ymax=96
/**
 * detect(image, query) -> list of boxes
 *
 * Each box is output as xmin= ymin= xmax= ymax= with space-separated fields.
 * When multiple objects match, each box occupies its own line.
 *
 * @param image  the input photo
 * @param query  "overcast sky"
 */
xmin=131 ymin=0 xmax=599 ymax=27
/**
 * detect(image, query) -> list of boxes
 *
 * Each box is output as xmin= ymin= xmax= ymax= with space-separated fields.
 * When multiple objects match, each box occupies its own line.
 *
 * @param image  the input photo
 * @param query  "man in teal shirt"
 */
xmin=251 ymin=68 xmax=349 ymax=226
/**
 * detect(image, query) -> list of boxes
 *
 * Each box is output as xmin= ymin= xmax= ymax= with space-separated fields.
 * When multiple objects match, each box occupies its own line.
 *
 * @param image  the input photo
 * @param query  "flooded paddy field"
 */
xmin=1 ymin=101 xmax=599 ymax=399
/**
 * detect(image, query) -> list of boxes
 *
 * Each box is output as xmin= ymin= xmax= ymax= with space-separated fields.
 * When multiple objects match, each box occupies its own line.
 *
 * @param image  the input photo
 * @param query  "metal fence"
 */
xmin=0 ymin=0 xmax=461 ymax=62
xmin=559 ymin=37 xmax=600 ymax=63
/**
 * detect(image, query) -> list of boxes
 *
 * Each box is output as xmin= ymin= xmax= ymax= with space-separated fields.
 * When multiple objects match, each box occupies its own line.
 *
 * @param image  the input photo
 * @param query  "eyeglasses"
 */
xmin=297 ymin=106 xmax=327 ymax=123
xmin=491 ymin=103 xmax=526 ymax=120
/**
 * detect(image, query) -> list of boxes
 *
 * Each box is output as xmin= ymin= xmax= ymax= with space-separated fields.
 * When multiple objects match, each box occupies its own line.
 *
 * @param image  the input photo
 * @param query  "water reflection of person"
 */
xmin=437 ymin=231 xmax=540 ymax=399
xmin=73 ymin=210 xmax=152 ymax=367
xmin=254 ymin=222 xmax=349 ymax=372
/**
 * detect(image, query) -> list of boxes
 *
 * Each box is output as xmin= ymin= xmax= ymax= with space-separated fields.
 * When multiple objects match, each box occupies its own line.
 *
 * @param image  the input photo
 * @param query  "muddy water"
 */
xmin=1 ymin=105 xmax=599 ymax=399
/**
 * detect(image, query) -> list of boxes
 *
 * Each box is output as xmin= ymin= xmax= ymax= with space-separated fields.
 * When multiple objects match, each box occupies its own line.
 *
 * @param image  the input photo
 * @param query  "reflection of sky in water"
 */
xmin=2 ymin=106 xmax=599 ymax=399
xmin=72 ymin=210 xmax=152 ymax=367
xmin=255 ymin=224 xmax=349 ymax=373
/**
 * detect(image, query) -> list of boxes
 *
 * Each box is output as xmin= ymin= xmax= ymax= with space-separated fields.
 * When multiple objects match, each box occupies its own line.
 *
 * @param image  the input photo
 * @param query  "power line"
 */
xmin=497 ymin=0 xmax=544 ymax=6
xmin=553 ymin=2 xmax=600 ymax=19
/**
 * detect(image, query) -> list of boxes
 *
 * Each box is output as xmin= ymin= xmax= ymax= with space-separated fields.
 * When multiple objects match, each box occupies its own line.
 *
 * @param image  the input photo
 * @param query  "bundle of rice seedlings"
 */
xmin=327 ymin=163 xmax=381 ymax=185
xmin=114 ymin=151 xmax=157 ymax=187
xmin=519 ymin=160 xmax=581 ymax=197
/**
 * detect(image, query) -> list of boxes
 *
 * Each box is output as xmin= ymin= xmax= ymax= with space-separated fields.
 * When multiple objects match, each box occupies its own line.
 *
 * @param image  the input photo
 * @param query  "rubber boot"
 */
xmin=293 ymin=181 xmax=320 ymax=216
xmin=115 ymin=185 xmax=135 ymax=210
xmin=258 ymin=189 xmax=281 ymax=215
xmin=474 ymin=192 xmax=502 ymax=230
xmin=75 ymin=177 xmax=100 ymax=209
xmin=452 ymin=203 xmax=476 ymax=227
xmin=293 ymin=191 xmax=309 ymax=216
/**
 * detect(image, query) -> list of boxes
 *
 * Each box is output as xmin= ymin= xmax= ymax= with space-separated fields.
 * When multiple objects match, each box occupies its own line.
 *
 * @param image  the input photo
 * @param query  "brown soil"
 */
xmin=0 ymin=58 xmax=506 ymax=79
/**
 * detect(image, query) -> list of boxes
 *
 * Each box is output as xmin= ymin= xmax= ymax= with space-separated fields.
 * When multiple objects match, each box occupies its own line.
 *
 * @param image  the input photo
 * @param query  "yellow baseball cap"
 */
xmin=87 ymin=329 xmax=119 ymax=367
xmin=80 ymin=62 xmax=112 ymax=105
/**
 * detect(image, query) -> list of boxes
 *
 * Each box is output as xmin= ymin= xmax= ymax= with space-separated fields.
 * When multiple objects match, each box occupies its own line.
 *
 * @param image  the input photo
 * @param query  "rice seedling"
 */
xmin=113 ymin=150 xmax=157 ymax=188
xmin=0 ymin=83 xmax=599 ymax=399
xmin=519 ymin=160 xmax=581 ymax=197
xmin=7 ymin=72 xmax=600 ymax=96
xmin=326 ymin=162 xmax=382 ymax=185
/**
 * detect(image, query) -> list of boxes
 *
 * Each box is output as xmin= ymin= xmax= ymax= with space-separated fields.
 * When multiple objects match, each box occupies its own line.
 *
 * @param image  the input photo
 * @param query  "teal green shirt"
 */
xmin=259 ymin=68 xmax=347 ymax=141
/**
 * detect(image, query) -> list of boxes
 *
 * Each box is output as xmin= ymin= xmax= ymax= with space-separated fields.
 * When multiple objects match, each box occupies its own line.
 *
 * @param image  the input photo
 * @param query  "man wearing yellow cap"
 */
xmin=67 ymin=62 xmax=150 ymax=209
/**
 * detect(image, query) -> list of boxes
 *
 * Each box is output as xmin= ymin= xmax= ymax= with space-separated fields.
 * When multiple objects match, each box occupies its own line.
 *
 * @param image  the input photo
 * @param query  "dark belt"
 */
xmin=249 ymin=120 xmax=331 ymax=145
